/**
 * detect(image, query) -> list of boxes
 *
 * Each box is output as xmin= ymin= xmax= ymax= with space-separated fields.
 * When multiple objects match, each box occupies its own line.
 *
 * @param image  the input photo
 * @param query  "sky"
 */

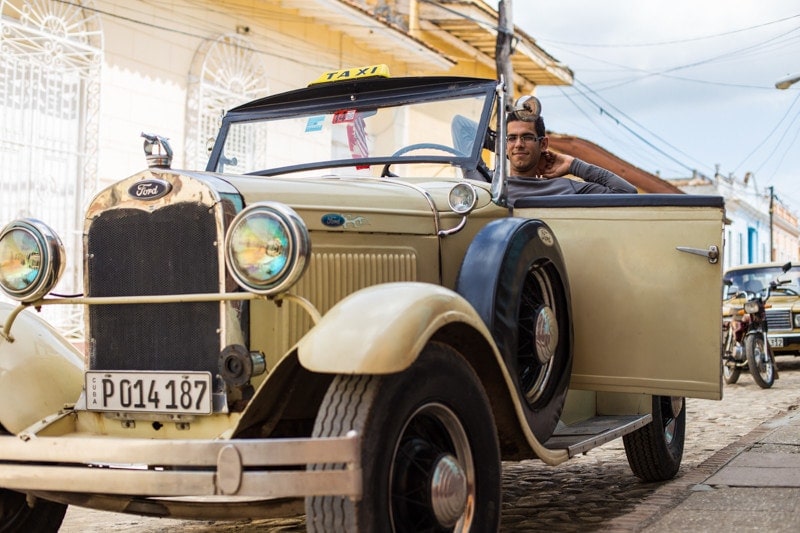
xmin=493 ymin=1 xmax=800 ymax=211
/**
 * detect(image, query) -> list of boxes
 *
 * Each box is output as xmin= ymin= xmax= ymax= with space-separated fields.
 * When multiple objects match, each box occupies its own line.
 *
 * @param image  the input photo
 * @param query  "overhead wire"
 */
xmin=535 ymin=11 xmax=800 ymax=186
xmin=537 ymin=13 xmax=800 ymax=48
xmin=734 ymin=91 xmax=800 ymax=172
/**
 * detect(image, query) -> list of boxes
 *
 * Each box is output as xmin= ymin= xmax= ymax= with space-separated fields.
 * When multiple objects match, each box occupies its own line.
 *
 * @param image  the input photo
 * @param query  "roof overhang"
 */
xmin=547 ymin=134 xmax=685 ymax=194
xmin=419 ymin=0 xmax=573 ymax=89
xmin=280 ymin=0 xmax=455 ymax=70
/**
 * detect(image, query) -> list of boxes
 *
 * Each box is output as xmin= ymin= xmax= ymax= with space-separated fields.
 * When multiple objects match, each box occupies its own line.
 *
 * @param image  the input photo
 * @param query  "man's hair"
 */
xmin=507 ymin=112 xmax=545 ymax=137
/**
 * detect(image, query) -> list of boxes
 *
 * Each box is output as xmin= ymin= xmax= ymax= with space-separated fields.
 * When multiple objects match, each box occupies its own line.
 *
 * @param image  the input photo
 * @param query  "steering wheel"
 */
xmin=381 ymin=143 xmax=463 ymax=177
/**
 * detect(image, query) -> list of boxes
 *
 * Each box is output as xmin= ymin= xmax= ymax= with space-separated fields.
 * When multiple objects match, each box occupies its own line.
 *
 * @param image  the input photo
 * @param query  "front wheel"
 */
xmin=623 ymin=396 xmax=685 ymax=482
xmin=745 ymin=333 xmax=775 ymax=389
xmin=0 ymin=490 xmax=67 ymax=533
xmin=305 ymin=342 xmax=501 ymax=532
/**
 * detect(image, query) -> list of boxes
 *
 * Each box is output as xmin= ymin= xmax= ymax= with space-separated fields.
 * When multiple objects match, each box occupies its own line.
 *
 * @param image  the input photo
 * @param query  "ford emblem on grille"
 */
xmin=321 ymin=213 xmax=346 ymax=227
xmin=129 ymin=179 xmax=172 ymax=200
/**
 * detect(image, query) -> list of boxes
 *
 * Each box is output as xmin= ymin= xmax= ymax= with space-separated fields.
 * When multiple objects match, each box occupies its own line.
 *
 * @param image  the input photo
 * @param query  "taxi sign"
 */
xmin=309 ymin=64 xmax=390 ymax=86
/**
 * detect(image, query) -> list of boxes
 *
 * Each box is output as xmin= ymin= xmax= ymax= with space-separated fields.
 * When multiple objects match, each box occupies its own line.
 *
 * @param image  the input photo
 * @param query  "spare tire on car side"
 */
xmin=456 ymin=218 xmax=573 ymax=443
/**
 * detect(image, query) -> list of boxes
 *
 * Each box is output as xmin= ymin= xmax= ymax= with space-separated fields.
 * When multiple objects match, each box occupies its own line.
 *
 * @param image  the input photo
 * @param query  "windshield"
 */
xmin=212 ymin=87 xmax=494 ymax=179
xmin=723 ymin=265 xmax=800 ymax=298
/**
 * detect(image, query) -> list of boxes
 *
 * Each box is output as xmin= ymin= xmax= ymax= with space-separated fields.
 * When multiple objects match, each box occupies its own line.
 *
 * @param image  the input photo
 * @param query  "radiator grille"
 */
xmin=766 ymin=309 xmax=792 ymax=331
xmin=87 ymin=204 xmax=221 ymax=373
xmin=260 ymin=251 xmax=418 ymax=358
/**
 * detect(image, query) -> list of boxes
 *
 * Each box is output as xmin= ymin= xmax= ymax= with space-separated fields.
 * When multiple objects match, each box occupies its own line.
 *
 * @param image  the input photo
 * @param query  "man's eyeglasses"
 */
xmin=506 ymin=134 xmax=542 ymax=144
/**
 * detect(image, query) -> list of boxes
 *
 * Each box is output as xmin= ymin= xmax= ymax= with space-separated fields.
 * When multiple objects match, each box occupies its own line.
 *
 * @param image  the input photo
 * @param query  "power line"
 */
xmin=557 ymin=80 xmax=701 ymax=174
xmin=537 ymin=14 xmax=800 ymax=48
xmin=734 ymin=91 xmax=800 ymax=172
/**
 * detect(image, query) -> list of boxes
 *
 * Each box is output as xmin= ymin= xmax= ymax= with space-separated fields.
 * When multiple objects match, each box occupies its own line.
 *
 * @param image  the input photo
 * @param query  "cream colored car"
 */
xmin=0 ymin=65 xmax=724 ymax=532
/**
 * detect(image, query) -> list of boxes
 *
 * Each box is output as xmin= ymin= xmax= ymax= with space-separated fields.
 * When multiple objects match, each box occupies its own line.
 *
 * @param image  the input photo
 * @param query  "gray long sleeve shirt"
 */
xmin=507 ymin=158 xmax=637 ymax=206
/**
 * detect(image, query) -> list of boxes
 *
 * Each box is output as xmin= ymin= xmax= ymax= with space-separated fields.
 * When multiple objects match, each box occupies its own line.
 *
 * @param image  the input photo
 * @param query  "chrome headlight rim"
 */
xmin=0 ymin=218 xmax=65 ymax=303
xmin=743 ymin=300 xmax=760 ymax=314
xmin=224 ymin=202 xmax=310 ymax=296
xmin=448 ymin=182 xmax=477 ymax=215
xmin=794 ymin=313 xmax=800 ymax=328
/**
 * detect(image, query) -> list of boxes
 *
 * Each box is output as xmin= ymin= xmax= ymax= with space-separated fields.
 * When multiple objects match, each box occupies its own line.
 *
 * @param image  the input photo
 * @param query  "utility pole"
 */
xmin=495 ymin=0 xmax=514 ymax=94
xmin=769 ymin=185 xmax=774 ymax=261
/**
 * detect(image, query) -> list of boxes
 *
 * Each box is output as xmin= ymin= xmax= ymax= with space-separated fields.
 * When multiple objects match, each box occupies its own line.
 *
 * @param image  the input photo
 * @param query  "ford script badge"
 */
xmin=128 ymin=179 xmax=172 ymax=201
xmin=321 ymin=213 xmax=346 ymax=227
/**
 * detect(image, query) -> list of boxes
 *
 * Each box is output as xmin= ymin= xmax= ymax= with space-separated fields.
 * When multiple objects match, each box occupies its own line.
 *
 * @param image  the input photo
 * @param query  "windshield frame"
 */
xmin=206 ymin=76 xmax=498 ymax=180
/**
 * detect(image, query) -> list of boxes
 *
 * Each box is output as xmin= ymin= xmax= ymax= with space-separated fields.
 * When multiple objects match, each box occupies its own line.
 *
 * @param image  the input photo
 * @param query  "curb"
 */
xmin=602 ymin=406 xmax=794 ymax=532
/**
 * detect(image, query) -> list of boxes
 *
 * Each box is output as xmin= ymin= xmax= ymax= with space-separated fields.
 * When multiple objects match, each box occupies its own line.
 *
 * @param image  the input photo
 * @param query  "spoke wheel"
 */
xmin=746 ymin=334 xmax=775 ymax=389
xmin=722 ymin=361 xmax=741 ymax=384
xmin=517 ymin=261 xmax=564 ymax=407
xmin=306 ymin=343 xmax=500 ymax=532
xmin=456 ymin=218 xmax=573 ymax=443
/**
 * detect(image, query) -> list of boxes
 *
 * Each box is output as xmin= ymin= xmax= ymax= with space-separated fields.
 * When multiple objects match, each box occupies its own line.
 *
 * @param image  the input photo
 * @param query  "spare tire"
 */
xmin=456 ymin=218 xmax=573 ymax=442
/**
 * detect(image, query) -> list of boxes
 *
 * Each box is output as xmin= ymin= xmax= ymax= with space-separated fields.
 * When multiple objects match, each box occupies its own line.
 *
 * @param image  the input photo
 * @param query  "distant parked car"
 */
xmin=723 ymin=262 xmax=800 ymax=356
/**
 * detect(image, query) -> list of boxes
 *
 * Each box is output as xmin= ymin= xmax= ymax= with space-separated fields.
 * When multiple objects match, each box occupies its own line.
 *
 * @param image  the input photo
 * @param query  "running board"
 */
xmin=544 ymin=414 xmax=652 ymax=457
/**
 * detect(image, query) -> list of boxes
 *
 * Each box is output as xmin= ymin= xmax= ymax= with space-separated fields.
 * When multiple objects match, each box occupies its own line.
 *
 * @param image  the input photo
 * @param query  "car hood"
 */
xmin=175 ymin=170 xmax=496 ymax=235
xmin=765 ymin=294 xmax=800 ymax=311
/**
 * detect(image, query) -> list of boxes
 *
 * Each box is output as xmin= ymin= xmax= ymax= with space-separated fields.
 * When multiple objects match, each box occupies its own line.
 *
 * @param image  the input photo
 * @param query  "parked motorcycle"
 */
xmin=722 ymin=262 xmax=792 ymax=388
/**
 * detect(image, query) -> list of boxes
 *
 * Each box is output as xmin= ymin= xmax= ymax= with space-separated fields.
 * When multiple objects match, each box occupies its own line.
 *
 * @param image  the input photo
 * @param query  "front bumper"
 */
xmin=768 ymin=332 xmax=800 ymax=352
xmin=0 ymin=432 xmax=361 ymax=500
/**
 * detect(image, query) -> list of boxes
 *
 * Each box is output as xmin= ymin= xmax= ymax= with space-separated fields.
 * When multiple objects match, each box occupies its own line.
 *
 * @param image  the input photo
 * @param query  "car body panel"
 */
xmin=515 ymin=195 xmax=724 ymax=400
xmin=0 ymin=302 xmax=84 ymax=433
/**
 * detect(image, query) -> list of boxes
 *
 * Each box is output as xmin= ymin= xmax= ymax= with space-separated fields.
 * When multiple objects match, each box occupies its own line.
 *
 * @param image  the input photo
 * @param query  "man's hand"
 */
xmin=536 ymin=151 xmax=574 ymax=178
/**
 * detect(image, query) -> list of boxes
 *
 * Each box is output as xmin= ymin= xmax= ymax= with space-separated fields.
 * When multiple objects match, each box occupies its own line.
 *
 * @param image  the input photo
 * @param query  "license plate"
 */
xmin=768 ymin=337 xmax=784 ymax=348
xmin=86 ymin=371 xmax=212 ymax=414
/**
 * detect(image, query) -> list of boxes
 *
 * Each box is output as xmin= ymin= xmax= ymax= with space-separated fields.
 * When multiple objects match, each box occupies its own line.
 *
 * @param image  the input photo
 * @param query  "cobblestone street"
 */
xmin=60 ymin=358 xmax=800 ymax=532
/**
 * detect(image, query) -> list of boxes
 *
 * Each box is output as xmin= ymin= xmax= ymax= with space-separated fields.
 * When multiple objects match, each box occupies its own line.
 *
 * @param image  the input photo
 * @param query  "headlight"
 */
xmin=0 ymin=219 xmax=65 ymax=303
xmin=794 ymin=313 xmax=800 ymax=328
xmin=743 ymin=301 xmax=760 ymax=314
xmin=225 ymin=202 xmax=310 ymax=295
xmin=448 ymin=182 xmax=477 ymax=215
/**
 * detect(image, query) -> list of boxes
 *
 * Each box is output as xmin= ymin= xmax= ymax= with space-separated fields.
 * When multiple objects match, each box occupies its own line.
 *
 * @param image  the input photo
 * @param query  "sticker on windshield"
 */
xmin=305 ymin=115 xmax=325 ymax=132
xmin=333 ymin=109 xmax=358 ymax=123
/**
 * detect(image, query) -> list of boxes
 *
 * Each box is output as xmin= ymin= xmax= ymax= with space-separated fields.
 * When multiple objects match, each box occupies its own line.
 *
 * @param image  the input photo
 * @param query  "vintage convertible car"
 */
xmin=0 ymin=65 xmax=723 ymax=531
xmin=723 ymin=262 xmax=800 ymax=357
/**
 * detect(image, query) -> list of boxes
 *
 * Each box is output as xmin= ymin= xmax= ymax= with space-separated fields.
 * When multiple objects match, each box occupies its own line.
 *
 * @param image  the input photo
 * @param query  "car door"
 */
xmin=513 ymin=194 xmax=724 ymax=400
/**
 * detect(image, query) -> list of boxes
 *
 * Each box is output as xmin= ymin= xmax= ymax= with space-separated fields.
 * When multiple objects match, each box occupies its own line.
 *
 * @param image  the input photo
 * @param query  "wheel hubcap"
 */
xmin=391 ymin=404 xmax=475 ymax=530
xmin=430 ymin=453 xmax=468 ymax=526
xmin=534 ymin=305 xmax=558 ymax=365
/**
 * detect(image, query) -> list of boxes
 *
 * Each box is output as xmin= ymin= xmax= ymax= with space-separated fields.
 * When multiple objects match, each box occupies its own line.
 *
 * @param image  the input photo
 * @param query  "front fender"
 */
xmin=296 ymin=282 xmax=570 ymax=465
xmin=0 ymin=303 xmax=84 ymax=434
xmin=297 ymin=282 xmax=491 ymax=374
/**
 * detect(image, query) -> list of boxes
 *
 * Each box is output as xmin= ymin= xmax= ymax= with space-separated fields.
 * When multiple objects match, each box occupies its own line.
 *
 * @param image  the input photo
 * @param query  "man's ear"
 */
xmin=540 ymin=136 xmax=549 ymax=150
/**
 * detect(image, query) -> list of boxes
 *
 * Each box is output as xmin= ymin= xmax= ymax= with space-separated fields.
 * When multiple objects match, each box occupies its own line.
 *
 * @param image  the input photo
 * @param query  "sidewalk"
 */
xmin=638 ymin=407 xmax=800 ymax=532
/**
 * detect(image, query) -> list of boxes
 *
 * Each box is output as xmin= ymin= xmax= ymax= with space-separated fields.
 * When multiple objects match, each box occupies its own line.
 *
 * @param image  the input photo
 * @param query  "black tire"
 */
xmin=745 ymin=333 xmax=775 ymax=389
xmin=305 ymin=343 xmax=501 ymax=532
xmin=0 ymin=490 xmax=67 ymax=533
xmin=623 ymin=396 xmax=685 ymax=482
xmin=456 ymin=218 xmax=572 ymax=442
xmin=722 ymin=361 xmax=741 ymax=384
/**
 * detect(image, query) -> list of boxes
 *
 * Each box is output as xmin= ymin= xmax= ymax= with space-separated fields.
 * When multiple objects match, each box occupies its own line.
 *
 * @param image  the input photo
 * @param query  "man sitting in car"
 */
xmin=505 ymin=108 xmax=637 ymax=204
